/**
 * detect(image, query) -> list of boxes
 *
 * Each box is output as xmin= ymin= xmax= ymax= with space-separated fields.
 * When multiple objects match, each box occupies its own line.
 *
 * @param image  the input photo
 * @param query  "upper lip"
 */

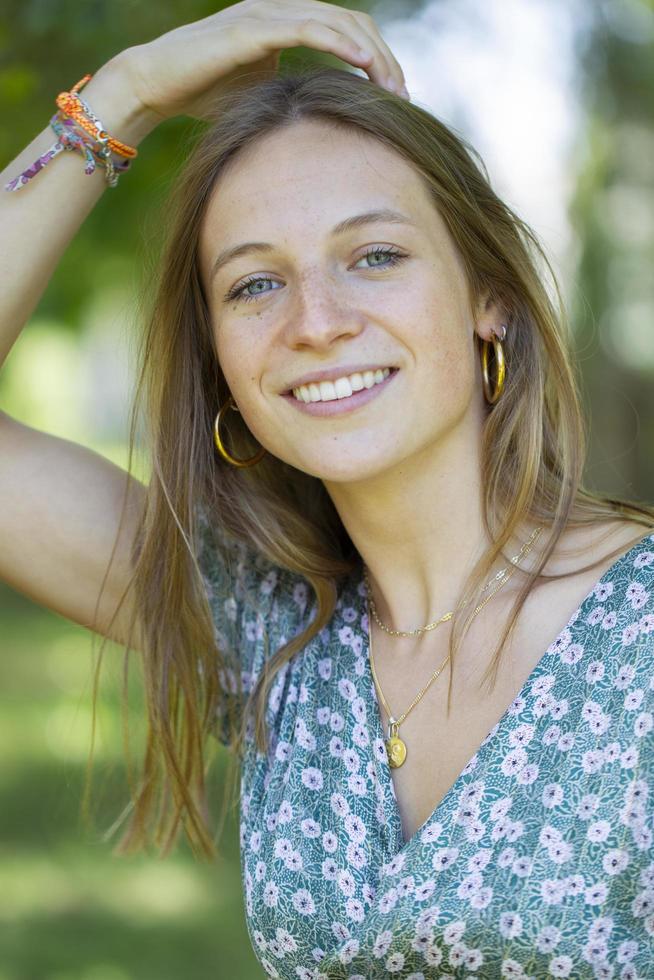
xmin=282 ymin=363 xmax=398 ymax=394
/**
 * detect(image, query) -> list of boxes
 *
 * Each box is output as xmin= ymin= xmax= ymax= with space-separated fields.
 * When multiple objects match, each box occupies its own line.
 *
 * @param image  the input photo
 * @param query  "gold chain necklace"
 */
xmin=365 ymin=526 xmax=543 ymax=768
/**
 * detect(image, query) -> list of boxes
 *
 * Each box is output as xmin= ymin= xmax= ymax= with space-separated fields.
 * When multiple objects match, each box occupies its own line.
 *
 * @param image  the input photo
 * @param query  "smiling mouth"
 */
xmin=281 ymin=367 xmax=400 ymax=416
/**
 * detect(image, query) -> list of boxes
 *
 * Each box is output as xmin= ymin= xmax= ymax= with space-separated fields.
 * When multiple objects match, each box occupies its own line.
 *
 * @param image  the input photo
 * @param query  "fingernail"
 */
xmin=401 ymin=85 xmax=411 ymax=100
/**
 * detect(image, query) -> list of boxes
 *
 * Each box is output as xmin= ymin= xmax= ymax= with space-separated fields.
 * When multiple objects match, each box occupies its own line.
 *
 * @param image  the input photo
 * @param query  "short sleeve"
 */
xmin=193 ymin=503 xmax=302 ymax=748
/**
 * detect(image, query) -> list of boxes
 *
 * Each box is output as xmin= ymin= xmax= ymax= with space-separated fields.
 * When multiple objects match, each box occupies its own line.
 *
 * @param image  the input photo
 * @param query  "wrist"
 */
xmin=79 ymin=52 xmax=162 ymax=148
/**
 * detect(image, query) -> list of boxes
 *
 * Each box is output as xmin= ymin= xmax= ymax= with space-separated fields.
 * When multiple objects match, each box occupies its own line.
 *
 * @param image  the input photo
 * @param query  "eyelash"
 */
xmin=223 ymin=246 xmax=407 ymax=304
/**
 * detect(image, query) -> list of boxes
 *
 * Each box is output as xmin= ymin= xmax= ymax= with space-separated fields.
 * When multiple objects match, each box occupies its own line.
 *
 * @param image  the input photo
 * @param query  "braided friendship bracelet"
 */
xmin=4 ymin=74 xmax=138 ymax=192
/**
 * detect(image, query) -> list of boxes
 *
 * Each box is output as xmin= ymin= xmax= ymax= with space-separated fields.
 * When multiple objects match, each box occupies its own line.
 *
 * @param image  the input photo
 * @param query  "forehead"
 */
xmin=200 ymin=119 xmax=444 ymax=252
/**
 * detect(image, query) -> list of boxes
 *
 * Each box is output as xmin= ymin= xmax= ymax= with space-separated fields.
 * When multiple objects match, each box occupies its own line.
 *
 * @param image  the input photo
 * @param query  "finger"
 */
xmin=298 ymin=1 xmax=406 ymax=94
xmin=351 ymin=10 xmax=407 ymax=95
xmin=268 ymin=17 xmax=391 ymax=85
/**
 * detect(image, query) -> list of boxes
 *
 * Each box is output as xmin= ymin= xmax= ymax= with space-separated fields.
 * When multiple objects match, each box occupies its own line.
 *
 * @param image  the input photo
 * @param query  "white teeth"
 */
xmin=292 ymin=367 xmax=392 ymax=403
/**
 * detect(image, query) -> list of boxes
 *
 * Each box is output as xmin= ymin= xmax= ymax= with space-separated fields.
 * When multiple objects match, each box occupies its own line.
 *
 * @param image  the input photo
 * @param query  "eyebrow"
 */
xmin=208 ymin=208 xmax=417 ymax=283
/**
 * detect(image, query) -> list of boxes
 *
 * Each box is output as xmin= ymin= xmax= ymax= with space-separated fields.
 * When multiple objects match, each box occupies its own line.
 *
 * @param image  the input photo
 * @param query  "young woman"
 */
xmin=2 ymin=1 xmax=653 ymax=976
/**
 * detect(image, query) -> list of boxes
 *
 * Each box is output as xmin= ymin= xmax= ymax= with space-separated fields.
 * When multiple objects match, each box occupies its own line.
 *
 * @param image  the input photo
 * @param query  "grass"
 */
xmin=0 ymin=583 xmax=264 ymax=980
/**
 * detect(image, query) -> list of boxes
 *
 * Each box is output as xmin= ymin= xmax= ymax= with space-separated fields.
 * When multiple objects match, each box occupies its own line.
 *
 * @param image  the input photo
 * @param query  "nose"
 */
xmin=283 ymin=275 xmax=366 ymax=351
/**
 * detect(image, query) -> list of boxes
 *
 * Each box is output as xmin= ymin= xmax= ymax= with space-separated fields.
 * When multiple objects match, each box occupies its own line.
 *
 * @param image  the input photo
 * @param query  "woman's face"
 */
xmin=199 ymin=118 xmax=491 ymax=483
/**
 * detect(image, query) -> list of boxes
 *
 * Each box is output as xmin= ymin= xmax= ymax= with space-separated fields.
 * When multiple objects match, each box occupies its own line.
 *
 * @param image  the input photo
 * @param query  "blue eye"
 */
xmin=224 ymin=247 xmax=406 ymax=303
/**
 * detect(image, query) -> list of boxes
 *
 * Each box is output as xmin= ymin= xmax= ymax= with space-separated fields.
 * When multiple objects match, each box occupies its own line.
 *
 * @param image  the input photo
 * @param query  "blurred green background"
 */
xmin=1 ymin=1 xmax=653 ymax=978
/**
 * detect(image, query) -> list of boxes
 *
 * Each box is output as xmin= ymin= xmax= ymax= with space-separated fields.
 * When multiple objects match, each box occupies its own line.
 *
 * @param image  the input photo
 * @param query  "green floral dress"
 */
xmin=197 ymin=519 xmax=654 ymax=979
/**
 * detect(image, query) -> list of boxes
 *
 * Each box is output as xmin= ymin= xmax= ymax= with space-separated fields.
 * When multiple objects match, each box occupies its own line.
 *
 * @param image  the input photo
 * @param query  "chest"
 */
xmin=370 ymin=562 xmax=616 ymax=846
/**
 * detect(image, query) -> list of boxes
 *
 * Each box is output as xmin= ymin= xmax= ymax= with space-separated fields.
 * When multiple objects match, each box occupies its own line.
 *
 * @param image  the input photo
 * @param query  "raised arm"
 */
xmin=0 ymin=0 xmax=407 ymax=648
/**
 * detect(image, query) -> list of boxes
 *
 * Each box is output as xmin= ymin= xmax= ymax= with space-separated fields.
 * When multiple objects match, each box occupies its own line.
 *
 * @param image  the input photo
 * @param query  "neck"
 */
xmin=324 ymin=415 xmax=534 ymax=633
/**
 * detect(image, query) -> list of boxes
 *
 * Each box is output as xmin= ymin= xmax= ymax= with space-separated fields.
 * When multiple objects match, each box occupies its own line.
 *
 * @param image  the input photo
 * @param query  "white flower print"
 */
xmin=557 ymin=730 xmax=576 ymax=752
xmin=414 ymin=879 xmax=436 ymax=902
xmin=300 ymin=818 xmax=321 ymax=838
xmin=548 ymin=629 xmax=572 ymax=655
xmin=639 ymin=612 xmax=654 ymax=633
xmin=616 ymin=663 xmax=637 ymax=689
xmin=535 ymin=924 xmax=561 ymax=953
xmin=560 ymin=642 xmax=584 ymax=665
xmin=338 ymin=677 xmax=357 ymax=701
xmin=260 ymin=956 xmax=279 ymax=977
xmin=301 ymin=767 xmax=323 ymax=791
xmin=321 ymin=856 xmax=338 ymax=880
xmin=624 ymin=688 xmax=644 ymax=710
xmin=284 ymin=849 xmax=303 ymax=872
xmin=344 ymin=812 xmax=366 ymax=841
xmin=634 ymin=550 xmax=654 ymax=568
xmin=431 ymin=847 xmax=460 ymax=873
xmin=632 ymin=889 xmax=654 ymax=918
xmin=378 ymin=887 xmax=399 ymax=913
xmin=548 ymin=839 xmax=573 ymax=865
xmin=263 ymin=880 xmax=279 ymax=907
xmin=542 ymin=783 xmax=564 ymax=808
xmin=330 ymin=920 xmax=350 ymax=942
xmin=595 ymin=581 xmax=614 ymax=601
xmin=513 ymin=854 xmax=534 ymax=877
xmin=351 ymin=697 xmax=367 ymax=725
xmin=396 ymin=874 xmax=415 ymax=898
xmin=586 ymin=660 xmax=605 ymax=684
xmin=341 ymin=748 xmax=361 ymax=773
xmin=385 ymin=951 xmax=405 ymax=972
xmin=337 ymin=624 xmax=356 ymax=648
xmin=345 ymin=840 xmax=367 ymax=869
xmin=457 ymin=871 xmax=482 ymax=900
xmin=329 ymin=710 xmax=345 ymax=732
xmin=548 ymin=954 xmax=573 ymax=977
xmin=337 ymin=937 xmax=359 ymax=963
xmin=501 ymin=747 xmax=528 ymax=777
xmin=330 ymin=792 xmax=350 ymax=817
xmin=277 ymin=799 xmax=293 ymax=824
xmin=347 ymin=773 xmax=367 ymax=795
xmin=372 ymin=929 xmax=393 ymax=958
xmin=587 ymin=819 xmax=612 ymax=843
xmin=415 ymin=905 xmax=440 ymax=935
xmin=336 ymin=868 xmax=356 ymax=897
xmin=421 ymin=821 xmax=445 ymax=843
xmin=344 ymin=897 xmax=365 ymax=923
xmin=622 ymin=623 xmax=641 ymax=645
xmin=497 ymin=846 xmax=516 ymax=869
xmin=422 ymin=945 xmax=444 ymax=966
xmin=295 ymin=723 xmax=316 ymax=752
xmin=587 ymin=606 xmax=605 ymax=626
xmin=321 ymin=831 xmax=337 ymax=853
xmin=351 ymin=723 xmax=369 ymax=748
xmin=291 ymin=888 xmax=316 ymax=916
xmin=315 ymin=706 xmax=330 ymax=725
xmin=549 ymin=699 xmax=570 ymax=721
xmin=584 ymin=880 xmax=609 ymax=905
xmin=541 ymin=878 xmax=567 ymax=905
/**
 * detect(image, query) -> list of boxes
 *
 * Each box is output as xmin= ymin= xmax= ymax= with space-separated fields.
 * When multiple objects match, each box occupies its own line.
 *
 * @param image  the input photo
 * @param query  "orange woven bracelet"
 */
xmin=55 ymin=74 xmax=138 ymax=160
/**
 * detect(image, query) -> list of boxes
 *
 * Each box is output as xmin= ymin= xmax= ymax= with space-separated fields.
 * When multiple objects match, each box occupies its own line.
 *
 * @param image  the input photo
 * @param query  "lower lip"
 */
xmin=281 ymin=369 xmax=400 ymax=417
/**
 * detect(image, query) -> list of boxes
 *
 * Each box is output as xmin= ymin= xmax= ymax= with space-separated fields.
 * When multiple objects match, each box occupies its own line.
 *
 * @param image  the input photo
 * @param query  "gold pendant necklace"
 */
xmin=366 ymin=527 xmax=543 ymax=769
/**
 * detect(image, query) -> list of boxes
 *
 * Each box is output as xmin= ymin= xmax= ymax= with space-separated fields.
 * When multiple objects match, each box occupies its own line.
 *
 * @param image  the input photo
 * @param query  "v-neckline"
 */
xmin=357 ymin=531 xmax=653 ymax=858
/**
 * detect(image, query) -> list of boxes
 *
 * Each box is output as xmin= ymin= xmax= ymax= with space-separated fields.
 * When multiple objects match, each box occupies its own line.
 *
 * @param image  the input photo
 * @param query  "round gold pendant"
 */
xmin=385 ymin=735 xmax=407 ymax=768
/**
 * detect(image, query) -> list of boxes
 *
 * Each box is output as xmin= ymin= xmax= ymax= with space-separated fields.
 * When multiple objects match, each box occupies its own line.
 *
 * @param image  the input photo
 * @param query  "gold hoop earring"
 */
xmin=213 ymin=396 xmax=266 ymax=467
xmin=481 ymin=329 xmax=506 ymax=404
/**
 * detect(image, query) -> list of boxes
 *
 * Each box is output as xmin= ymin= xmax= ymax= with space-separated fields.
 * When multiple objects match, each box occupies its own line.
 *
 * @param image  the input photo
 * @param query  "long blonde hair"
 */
xmin=87 ymin=66 xmax=654 ymax=860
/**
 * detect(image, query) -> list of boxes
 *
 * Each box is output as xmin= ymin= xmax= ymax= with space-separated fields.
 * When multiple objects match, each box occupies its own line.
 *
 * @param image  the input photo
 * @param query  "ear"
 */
xmin=474 ymin=291 xmax=508 ymax=343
